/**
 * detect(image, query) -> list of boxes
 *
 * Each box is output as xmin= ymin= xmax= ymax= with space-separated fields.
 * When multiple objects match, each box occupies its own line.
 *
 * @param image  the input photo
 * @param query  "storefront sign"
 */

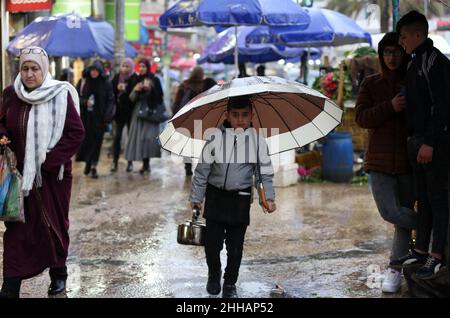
xmin=105 ymin=0 xmax=141 ymax=42
xmin=52 ymin=0 xmax=91 ymax=17
xmin=7 ymin=0 xmax=52 ymax=12
xmin=141 ymin=13 xmax=161 ymax=26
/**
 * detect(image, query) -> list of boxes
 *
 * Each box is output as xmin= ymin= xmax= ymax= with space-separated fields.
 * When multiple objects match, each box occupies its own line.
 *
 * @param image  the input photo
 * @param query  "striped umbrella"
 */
xmin=159 ymin=76 xmax=342 ymax=158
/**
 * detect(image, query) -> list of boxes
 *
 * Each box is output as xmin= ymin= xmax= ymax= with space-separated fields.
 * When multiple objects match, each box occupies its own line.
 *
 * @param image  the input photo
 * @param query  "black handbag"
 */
xmin=137 ymin=102 xmax=169 ymax=123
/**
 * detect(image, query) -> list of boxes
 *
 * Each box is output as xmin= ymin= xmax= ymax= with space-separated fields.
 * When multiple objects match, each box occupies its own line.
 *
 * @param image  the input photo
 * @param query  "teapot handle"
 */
xmin=192 ymin=208 xmax=200 ymax=221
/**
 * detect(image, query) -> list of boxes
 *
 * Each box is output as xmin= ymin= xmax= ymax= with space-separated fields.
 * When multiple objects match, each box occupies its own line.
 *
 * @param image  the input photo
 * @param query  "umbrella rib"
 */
xmin=177 ymin=135 xmax=192 ymax=157
xmin=270 ymin=92 xmax=321 ymax=127
xmin=270 ymin=92 xmax=339 ymax=135
xmin=252 ymin=100 xmax=265 ymax=133
xmin=263 ymin=93 xmax=301 ymax=148
xmin=174 ymin=99 xmax=222 ymax=133
xmin=213 ymin=101 xmax=227 ymax=128
xmin=212 ymin=102 xmax=222 ymax=127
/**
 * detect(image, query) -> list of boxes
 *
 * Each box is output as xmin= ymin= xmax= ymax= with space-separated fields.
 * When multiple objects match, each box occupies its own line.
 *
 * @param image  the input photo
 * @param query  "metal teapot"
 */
xmin=177 ymin=208 xmax=206 ymax=246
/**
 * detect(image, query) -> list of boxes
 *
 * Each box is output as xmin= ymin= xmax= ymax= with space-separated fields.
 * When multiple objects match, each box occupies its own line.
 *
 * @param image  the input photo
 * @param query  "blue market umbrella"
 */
xmin=159 ymin=0 xmax=311 ymax=73
xmin=159 ymin=0 xmax=310 ymax=29
xmin=87 ymin=18 xmax=138 ymax=59
xmin=7 ymin=13 xmax=138 ymax=59
xmin=246 ymin=8 xmax=372 ymax=47
xmin=198 ymin=26 xmax=321 ymax=64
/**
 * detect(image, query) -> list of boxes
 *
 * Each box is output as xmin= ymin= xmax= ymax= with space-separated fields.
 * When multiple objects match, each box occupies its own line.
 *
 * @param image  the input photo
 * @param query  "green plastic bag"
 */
xmin=0 ymin=146 xmax=24 ymax=223
xmin=2 ymin=172 xmax=24 ymax=222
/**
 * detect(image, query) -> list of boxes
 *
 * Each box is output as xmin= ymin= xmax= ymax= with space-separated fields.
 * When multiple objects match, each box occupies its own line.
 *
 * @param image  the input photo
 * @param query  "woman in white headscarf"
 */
xmin=0 ymin=46 xmax=85 ymax=298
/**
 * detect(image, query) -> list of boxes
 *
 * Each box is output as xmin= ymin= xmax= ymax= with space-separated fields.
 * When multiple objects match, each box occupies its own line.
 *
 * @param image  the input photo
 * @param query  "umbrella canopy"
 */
xmin=159 ymin=0 xmax=311 ymax=29
xmin=197 ymin=26 xmax=321 ymax=64
xmin=159 ymin=0 xmax=311 ymax=72
xmin=159 ymin=76 xmax=342 ymax=157
xmin=246 ymin=8 xmax=372 ymax=47
xmin=7 ymin=13 xmax=138 ymax=58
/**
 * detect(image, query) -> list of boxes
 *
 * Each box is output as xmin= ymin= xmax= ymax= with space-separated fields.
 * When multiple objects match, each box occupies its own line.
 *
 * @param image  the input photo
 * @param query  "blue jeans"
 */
xmin=370 ymin=171 xmax=417 ymax=264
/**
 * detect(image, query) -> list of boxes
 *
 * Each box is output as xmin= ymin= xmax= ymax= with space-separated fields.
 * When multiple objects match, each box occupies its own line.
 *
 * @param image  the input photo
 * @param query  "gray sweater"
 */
xmin=190 ymin=124 xmax=275 ymax=204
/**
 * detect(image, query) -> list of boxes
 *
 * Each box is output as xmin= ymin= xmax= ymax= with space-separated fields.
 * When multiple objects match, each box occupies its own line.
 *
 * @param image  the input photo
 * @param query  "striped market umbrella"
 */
xmin=159 ymin=76 xmax=342 ymax=158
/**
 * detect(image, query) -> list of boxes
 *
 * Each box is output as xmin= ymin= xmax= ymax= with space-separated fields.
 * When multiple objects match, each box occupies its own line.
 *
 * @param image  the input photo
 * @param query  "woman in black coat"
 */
xmin=76 ymin=60 xmax=115 ymax=178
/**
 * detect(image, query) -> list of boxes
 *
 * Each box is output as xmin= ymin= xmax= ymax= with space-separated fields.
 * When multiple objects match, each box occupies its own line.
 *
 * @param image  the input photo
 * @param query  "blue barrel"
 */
xmin=322 ymin=132 xmax=353 ymax=183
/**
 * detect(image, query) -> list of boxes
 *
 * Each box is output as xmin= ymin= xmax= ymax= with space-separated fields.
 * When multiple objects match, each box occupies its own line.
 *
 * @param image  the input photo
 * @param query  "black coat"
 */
xmin=405 ymin=38 xmax=450 ymax=147
xmin=76 ymin=69 xmax=115 ymax=162
xmin=111 ymin=73 xmax=137 ymax=125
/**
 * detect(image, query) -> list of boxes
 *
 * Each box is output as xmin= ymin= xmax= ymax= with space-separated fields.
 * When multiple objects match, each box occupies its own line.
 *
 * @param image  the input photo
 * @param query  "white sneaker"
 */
xmin=382 ymin=268 xmax=402 ymax=293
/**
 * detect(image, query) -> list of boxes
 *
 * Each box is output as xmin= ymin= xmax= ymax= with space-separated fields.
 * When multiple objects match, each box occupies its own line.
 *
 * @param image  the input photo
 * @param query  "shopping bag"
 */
xmin=0 ymin=173 xmax=12 ymax=213
xmin=0 ymin=146 xmax=25 ymax=223
xmin=2 ymin=172 xmax=25 ymax=222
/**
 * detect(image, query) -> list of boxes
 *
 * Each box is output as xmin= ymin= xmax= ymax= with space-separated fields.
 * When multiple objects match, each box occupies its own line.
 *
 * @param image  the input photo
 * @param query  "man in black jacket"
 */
xmin=396 ymin=10 xmax=450 ymax=279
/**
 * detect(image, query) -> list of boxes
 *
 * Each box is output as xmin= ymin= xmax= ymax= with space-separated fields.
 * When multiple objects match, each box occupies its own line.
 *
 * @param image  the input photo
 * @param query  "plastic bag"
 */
xmin=0 ymin=146 xmax=25 ymax=223
xmin=0 ymin=173 xmax=12 ymax=212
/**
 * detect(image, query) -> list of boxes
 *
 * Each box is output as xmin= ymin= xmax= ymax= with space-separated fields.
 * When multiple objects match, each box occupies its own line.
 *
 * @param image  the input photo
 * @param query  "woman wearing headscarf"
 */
xmin=110 ymin=58 xmax=137 ymax=172
xmin=0 ymin=46 xmax=85 ymax=298
xmin=76 ymin=60 xmax=115 ymax=178
xmin=125 ymin=58 xmax=163 ymax=174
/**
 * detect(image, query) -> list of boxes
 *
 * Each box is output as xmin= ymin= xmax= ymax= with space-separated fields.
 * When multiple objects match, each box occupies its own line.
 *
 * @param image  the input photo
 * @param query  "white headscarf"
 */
xmin=14 ymin=56 xmax=80 ymax=194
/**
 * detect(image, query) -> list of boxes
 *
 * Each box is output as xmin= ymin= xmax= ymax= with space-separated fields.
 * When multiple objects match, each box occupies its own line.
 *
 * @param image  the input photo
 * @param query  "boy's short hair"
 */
xmin=227 ymin=95 xmax=253 ymax=112
xmin=396 ymin=10 xmax=428 ymax=36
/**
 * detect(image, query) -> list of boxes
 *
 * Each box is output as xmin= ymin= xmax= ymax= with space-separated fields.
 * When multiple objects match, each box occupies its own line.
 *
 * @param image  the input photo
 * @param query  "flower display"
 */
xmin=312 ymin=68 xmax=353 ymax=101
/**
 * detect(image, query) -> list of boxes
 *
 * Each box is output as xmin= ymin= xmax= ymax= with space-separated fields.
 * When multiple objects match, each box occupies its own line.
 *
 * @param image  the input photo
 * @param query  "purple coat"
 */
xmin=0 ymin=86 xmax=85 ymax=278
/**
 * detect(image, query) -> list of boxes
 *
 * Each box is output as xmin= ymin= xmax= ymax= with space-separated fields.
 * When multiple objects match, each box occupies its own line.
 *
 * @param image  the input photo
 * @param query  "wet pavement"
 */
xmin=0 ymin=145 xmax=408 ymax=298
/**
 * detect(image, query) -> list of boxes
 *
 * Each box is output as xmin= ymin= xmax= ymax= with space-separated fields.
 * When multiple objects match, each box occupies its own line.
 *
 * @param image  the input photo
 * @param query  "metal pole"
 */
xmin=424 ymin=0 xmax=428 ymax=18
xmin=304 ymin=47 xmax=310 ymax=85
xmin=234 ymin=26 xmax=239 ymax=77
xmin=1 ymin=0 xmax=7 ymax=90
xmin=392 ymin=0 xmax=400 ymax=31
xmin=114 ymin=0 xmax=126 ymax=75
xmin=163 ymin=0 xmax=170 ymax=113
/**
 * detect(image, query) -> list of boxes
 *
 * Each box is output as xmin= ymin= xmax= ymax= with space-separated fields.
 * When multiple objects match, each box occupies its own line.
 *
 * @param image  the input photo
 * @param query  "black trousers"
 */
xmin=112 ymin=119 xmax=130 ymax=163
xmin=205 ymin=219 xmax=247 ymax=285
xmin=407 ymin=135 xmax=450 ymax=255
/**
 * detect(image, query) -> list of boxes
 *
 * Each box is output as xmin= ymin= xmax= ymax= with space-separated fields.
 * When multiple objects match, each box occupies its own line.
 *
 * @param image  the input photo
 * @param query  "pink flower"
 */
xmin=297 ymin=165 xmax=308 ymax=177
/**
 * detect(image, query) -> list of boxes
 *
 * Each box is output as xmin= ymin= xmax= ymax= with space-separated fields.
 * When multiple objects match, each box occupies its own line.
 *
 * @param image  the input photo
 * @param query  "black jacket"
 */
xmin=405 ymin=38 xmax=450 ymax=147
xmin=111 ymin=73 xmax=137 ymax=124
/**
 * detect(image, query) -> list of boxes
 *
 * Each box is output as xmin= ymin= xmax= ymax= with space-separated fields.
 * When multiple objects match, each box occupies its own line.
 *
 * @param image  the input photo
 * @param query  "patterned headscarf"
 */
xmin=19 ymin=46 xmax=49 ymax=77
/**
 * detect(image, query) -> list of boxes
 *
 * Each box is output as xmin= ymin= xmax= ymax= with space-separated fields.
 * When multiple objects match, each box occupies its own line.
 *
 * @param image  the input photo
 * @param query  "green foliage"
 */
xmin=302 ymin=167 xmax=325 ymax=183
xmin=345 ymin=47 xmax=378 ymax=58
xmin=351 ymin=174 xmax=369 ymax=185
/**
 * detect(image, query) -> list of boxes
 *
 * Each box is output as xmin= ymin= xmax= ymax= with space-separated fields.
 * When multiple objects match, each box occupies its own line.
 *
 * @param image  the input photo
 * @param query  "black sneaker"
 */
xmin=222 ymin=284 xmax=238 ymax=298
xmin=206 ymin=270 xmax=221 ymax=295
xmin=397 ymin=250 xmax=428 ymax=268
xmin=414 ymin=256 xmax=443 ymax=280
